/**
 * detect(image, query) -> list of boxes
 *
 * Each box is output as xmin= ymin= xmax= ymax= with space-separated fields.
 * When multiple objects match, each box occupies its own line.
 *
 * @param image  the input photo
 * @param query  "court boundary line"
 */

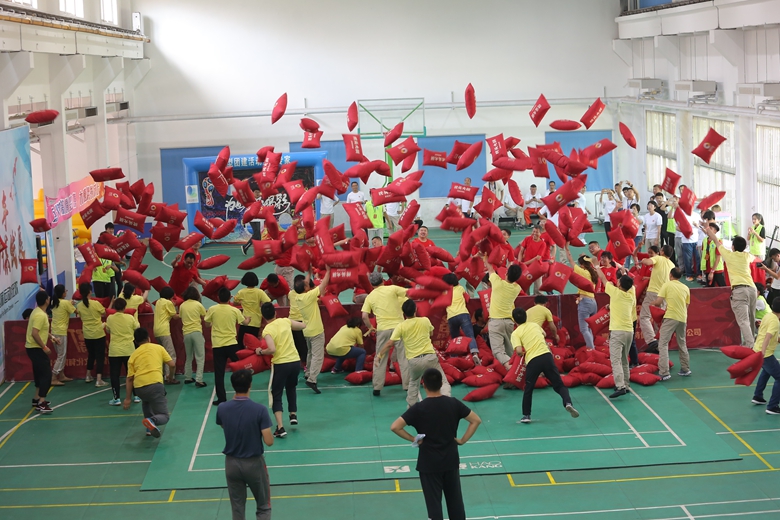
xmin=0 ymin=382 xmax=16 ymax=402
xmin=188 ymin=387 xmax=216 ymax=472
xmin=631 ymin=389 xmax=686 ymax=446
xmin=594 ymin=387 xmax=649 ymax=447
xmin=717 ymin=428 xmax=780 ymax=435
xmin=0 ymin=382 xmax=28 ymax=416
xmin=0 ymin=460 xmax=151 ymax=469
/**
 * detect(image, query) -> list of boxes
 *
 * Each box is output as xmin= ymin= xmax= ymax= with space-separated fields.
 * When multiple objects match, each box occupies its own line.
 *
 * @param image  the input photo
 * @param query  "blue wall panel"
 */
xmin=416 ymin=135 xmax=486 ymax=198
xmin=290 ymin=140 xmax=351 ymax=201
xmin=545 ymin=131 xmax=613 ymax=192
xmin=160 ymin=145 xmax=226 ymax=212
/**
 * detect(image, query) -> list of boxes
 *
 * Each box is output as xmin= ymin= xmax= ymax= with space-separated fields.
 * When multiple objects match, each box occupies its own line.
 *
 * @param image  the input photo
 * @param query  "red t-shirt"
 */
xmin=260 ymin=276 xmax=290 ymax=299
xmin=169 ymin=263 xmax=198 ymax=296
xmin=183 ymin=248 xmax=201 ymax=266
xmin=275 ymin=247 xmax=293 ymax=267
xmin=412 ymin=238 xmax=436 ymax=249
xmin=596 ymin=266 xmax=618 ymax=292
xmin=519 ymin=236 xmax=550 ymax=262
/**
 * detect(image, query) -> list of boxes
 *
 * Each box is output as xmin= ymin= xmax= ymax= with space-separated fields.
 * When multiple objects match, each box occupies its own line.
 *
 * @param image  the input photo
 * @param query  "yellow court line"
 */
xmin=0 ymin=383 xmax=30 ymax=416
xmin=0 ymin=407 xmax=35 ymax=450
xmin=506 ymin=473 xmax=517 ymax=487
xmin=684 ymin=389 xmax=775 ymax=470
xmin=0 ymin=414 xmax=143 ymax=423
xmin=168 ymin=490 xmax=176 ymax=502
xmin=546 ymin=471 xmax=556 ymax=484
xmin=0 ymin=484 xmax=140 ymax=492
xmin=669 ymin=385 xmax=742 ymax=392
xmin=394 ymin=479 xmax=400 ymax=492
xmin=741 ymin=450 xmax=780 ymax=457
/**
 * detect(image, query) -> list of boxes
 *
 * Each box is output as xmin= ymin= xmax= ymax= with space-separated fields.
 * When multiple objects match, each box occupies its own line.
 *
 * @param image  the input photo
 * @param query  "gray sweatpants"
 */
xmin=488 ymin=318 xmax=514 ymax=365
xmin=639 ymin=291 xmax=663 ymax=345
xmin=183 ymin=332 xmax=206 ymax=383
xmin=305 ymin=333 xmax=325 ymax=384
xmin=373 ymin=328 xmax=409 ymax=391
xmin=158 ymin=335 xmax=177 ymax=379
xmin=225 ymin=455 xmax=271 ymax=520
xmin=609 ymin=330 xmax=633 ymax=390
xmin=52 ymin=334 xmax=68 ymax=376
xmin=731 ymin=285 xmax=757 ymax=349
xmin=134 ymin=383 xmax=170 ymax=426
xmin=658 ymin=318 xmax=690 ymax=377
xmin=406 ymin=354 xmax=452 ymax=408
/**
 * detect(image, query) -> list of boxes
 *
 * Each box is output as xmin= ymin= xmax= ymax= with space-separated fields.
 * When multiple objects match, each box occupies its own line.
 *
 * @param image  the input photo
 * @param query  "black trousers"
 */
xmin=269 ymin=360 xmax=300 ymax=414
xmin=109 ymin=356 xmax=130 ymax=400
xmin=769 ymin=287 xmax=780 ymax=306
xmin=237 ymin=325 xmax=260 ymax=350
xmin=85 ymin=337 xmax=106 ymax=374
xmin=291 ymin=330 xmax=308 ymax=366
xmin=712 ymin=272 xmax=727 ymax=288
xmin=26 ymin=348 xmax=52 ymax=399
xmin=604 ymin=221 xmax=611 ymax=239
xmin=419 ymin=469 xmax=466 ymax=520
xmin=522 ymin=352 xmax=570 ymax=416
xmin=213 ymin=345 xmax=240 ymax=403
xmin=629 ymin=320 xmax=639 ymax=365
xmin=92 ymin=281 xmax=115 ymax=299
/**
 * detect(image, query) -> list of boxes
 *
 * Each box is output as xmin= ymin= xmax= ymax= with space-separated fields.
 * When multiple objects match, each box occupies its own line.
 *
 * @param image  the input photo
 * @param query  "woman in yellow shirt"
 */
xmin=105 ymin=298 xmax=141 ymax=406
xmin=443 ymin=273 xmax=480 ymax=365
xmin=565 ymin=245 xmax=599 ymax=350
xmin=50 ymin=284 xmax=77 ymax=385
xmin=76 ymin=282 xmax=109 ymax=387
xmin=326 ymin=317 xmax=367 ymax=373
xmin=118 ymin=282 xmax=149 ymax=311
xmin=233 ymin=272 xmax=271 ymax=348
xmin=180 ymin=287 xmax=207 ymax=387
xmin=153 ymin=287 xmax=180 ymax=384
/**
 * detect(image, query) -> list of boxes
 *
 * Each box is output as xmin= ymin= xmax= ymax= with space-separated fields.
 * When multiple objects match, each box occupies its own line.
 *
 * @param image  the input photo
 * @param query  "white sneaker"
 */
xmin=95 ymin=380 xmax=108 ymax=388
xmin=85 ymin=374 xmax=93 ymax=383
xmin=108 ymin=399 xmax=121 ymax=406
xmin=133 ymin=396 xmax=141 ymax=403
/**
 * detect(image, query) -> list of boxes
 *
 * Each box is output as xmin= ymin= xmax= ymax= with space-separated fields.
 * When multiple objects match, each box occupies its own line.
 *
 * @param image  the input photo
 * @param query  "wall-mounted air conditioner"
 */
xmin=64 ymin=106 xmax=99 ymax=121
xmin=674 ymin=80 xmax=717 ymax=93
xmin=105 ymin=101 xmax=130 ymax=113
xmin=628 ymin=78 xmax=665 ymax=90
xmin=737 ymin=83 xmax=780 ymax=98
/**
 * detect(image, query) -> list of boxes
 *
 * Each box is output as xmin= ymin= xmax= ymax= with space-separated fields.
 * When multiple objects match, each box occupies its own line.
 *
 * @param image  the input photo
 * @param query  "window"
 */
xmin=645 ymin=111 xmax=677 ymax=191
xmin=9 ymin=0 xmax=37 ymax=7
xmin=101 ymin=0 xmax=119 ymax=25
xmin=757 ymin=125 xmax=780 ymax=234
xmin=59 ymin=0 xmax=83 ymax=18
xmin=692 ymin=117 xmax=736 ymax=215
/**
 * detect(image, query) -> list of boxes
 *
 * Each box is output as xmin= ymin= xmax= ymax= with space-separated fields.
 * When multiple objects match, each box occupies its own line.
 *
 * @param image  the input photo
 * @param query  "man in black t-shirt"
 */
xmin=390 ymin=368 xmax=482 ymax=520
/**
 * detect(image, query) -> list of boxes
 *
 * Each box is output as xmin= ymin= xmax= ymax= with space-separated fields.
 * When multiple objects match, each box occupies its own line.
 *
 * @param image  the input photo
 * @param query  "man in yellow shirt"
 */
xmin=205 ymin=287 xmax=251 ymax=406
xmin=525 ymin=295 xmax=559 ymax=344
xmin=511 ymin=307 xmax=578 ymax=424
xmin=596 ymin=268 xmax=636 ymax=399
xmin=651 ymin=268 xmax=692 ymax=381
xmin=290 ymin=267 xmax=331 ymax=394
xmin=153 ymin=287 xmax=180 ymax=385
xmin=443 ymin=273 xmax=480 ymax=365
xmin=703 ymin=226 xmax=757 ymax=348
xmin=257 ymin=302 xmax=305 ymax=437
xmin=752 ymin=299 xmax=780 ymax=415
xmin=124 ymin=328 xmax=177 ymax=438
xmin=326 ymin=317 xmax=367 ymax=373
xmin=26 ymin=291 xmax=59 ymax=414
xmin=639 ymin=245 xmax=675 ymax=352
xmin=376 ymin=300 xmax=451 ymax=408
xmin=363 ymin=272 xmax=410 ymax=396
xmin=483 ymin=257 xmax=523 ymax=369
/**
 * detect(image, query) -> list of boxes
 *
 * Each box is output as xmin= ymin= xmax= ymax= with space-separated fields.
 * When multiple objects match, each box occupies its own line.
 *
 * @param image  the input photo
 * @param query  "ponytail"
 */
xmin=52 ymin=284 xmax=66 ymax=309
xmin=122 ymin=283 xmax=135 ymax=300
xmin=578 ymin=256 xmax=598 ymax=284
xmin=78 ymin=282 xmax=92 ymax=308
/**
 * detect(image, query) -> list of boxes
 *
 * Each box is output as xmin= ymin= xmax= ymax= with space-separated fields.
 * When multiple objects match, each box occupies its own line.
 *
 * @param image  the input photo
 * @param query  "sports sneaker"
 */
xmin=472 ymin=354 xmax=481 ymax=366
xmin=133 ymin=396 xmax=141 ymax=403
xmin=331 ymin=369 xmax=344 ymax=374
xmin=610 ymin=388 xmax=628 ymax=399
xmin=752 ymin=396 xmax=767 ymax=405
xmin=565 ymin=404 xmax=579 ymax=418
xmin=32 ymin=399 xmax=50 ymax=408
xmin=678 ymin=370 xmax=692 ymax=377
xmin=36 ymin=402 xmax=53 ymax=414
xmin=766 ymin=407 xmax=780 ymax=415
xmin=373 ymin=390 xmax=381 ymax=397
xmin=660 ymin=375 xmax=672 ymax=381
xmin=289 ymin=414 xmax=298 ymax=425
xmin=85 ymin=374 xmax=93 ymax=383
xmin=109 ymin=399 xmax=121 ymax=406
xmin=305 ymin=381 xmax=321 ymax=394
xmin=95 ymin=380 xmax=108 ymax=388
xmin=184 ymin=378 xmax=195 ymax=384
xmin=274 ymin=427 xmax=287 ymax=438
xmin=142 ymin=418 xmax=161 ymax=438
xmin=519 ymin=415 xmax=531 ymax=424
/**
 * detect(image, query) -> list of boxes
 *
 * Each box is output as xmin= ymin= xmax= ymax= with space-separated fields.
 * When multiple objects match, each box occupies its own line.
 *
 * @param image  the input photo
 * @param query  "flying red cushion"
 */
xmin=342 ymin=134 xmax=365 ymax=163
xmin=212 ymin=219 xmax=237 ymax=240
xmin=301 ymin=131 xmax=323 ymax=149
xmin=528 ymin=146 xmax=550 ymax=179
xmin=698 ymin=191 xmax=726 ymax=212
xmin=456 ymin=141 xmax=483 ymax=171
xmin=550 ymin=120 xmax=581 ymax=131
xmin=25 ymin=109 xmax=59 ymax=124
xmin=346 ymin=101 xmax=358 ymax=131
xmin=580 ymin=139 xmax=617 ymax=164
xmin=115 ymin=208 xmax=146 ymax=233
xmin=692 ymin=127 xmax=727 ymax=164
xmin=122 ymin=270 xmax=150 ymax=291
xmin=20 ymin=258 xmax=38 ymax=284
xmin=343 ymin=202 xmax=373 ymax=234
xmin=299 ymin=117 xmax=319 ymax=132
xmin=208 ymin=163 xmax=229 ymax=197
xmin=585 ymin=306 xmax=610 ymax=335
xmin=320 ymin=293 xmax=348 ymax=318
xmin=505 ymin=179 xmax=525 ymax=207
xmin=89 ymin=167 xmax=124 ymax=182
xmin=541 ymin=174 xmax=587 ymax=215
xmin=619 ymin=122 xmax=637 ymax=148
xmin=473 ymin=188 xmax=503 ymax=219
xmin=271 ymin=93 xmax=287 ymax=124
xmin=486 ymin=133 xmax=507 ymax=162
xmin=661 ymin=167 xmax=681 ymax=195
xmin=678 ymin=186 xmax=697 ymax=216
xmin=29 ymin=218 xmax=51 ymax=233
xmin=422 ymin=149 xmax=448 ymax=169
xmin=539 ymin=262 xmax=572 ymax=294
xmin=720 ymin=345 xmax=754 ymax=360
xmin=674 ymin=207 xmax=693 ymax=238
xmin=529 ymin=94 xmax=550 ymax=127
xmin=580 ymin=98 xmax=605 ymax=129
xmin=384 ymin=122 xmax=404 ymax=147
xmin=447 ymin=182 xmax=479 ymax=202
xmin=465 ymin=83 xmax=476 ymax=119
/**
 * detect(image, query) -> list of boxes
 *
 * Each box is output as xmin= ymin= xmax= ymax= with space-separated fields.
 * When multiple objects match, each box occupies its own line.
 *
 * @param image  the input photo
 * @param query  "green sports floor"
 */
xmin=2 ymin=225 xmax=779 ymax=519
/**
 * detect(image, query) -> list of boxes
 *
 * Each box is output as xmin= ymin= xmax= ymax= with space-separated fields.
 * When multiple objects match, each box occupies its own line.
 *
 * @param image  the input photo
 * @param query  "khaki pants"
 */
xmin=658 ymin=318 xmax=689 ymax=377
xmin=183 ymin=331 xmax=206 ymax=383
xmin=609 ymin=330 xmax=633 ymax=389
xmin=52 ymin=334 xmax=68 ymax=376
xmin=406 ymin=354 xmax=451 ymax=408
xmin=373 ymin=328 xmax=409 ymax=391
xmin=639 ymin=291 xmax=663 ymax=344
xmin=275 ymin=265 xmax=294 ymax=293
xmin=304 ymin=333 xmax=325 ymax=384
xmin=158 ymin=335 xmax=176 ymax=379
xmin=488 ymin=318 xmax=514 ymax=365
xmin=731 ymin=285 xmax=757 ymax=349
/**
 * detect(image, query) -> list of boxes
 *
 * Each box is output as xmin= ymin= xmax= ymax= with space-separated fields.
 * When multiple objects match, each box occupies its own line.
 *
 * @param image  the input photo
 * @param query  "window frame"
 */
xmin=645 ymin=110 xmax=677 ymax=191
xmin=691 ymin=117 xmax=736 ymax=216
xmin=100 ymin=0 xmax=119 ymax=25
xmin=757 ymin=124 xmax=780 ymax=239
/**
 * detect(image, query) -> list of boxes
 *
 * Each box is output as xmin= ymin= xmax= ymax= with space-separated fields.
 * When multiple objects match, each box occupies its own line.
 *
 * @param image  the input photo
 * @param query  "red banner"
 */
xmin=2 ymin=287 xmax=740 ymax=382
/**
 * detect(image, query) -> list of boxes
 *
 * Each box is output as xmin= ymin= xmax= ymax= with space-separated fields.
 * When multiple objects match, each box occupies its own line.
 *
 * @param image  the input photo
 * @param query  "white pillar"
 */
xmin=735 ymin=115 xmax=755 ymax=235
xmin=0 ymin=52 xmax=35 ymax=130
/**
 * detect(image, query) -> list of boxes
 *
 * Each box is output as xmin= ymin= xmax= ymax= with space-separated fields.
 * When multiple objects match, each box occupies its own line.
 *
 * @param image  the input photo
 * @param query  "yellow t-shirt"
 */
xmin=446 ymin=285 xmax=469 ymax=320
xmin=180 ymin=300 xmax=206 ymax=335
xmin=118 ymin=294 xmax=145 ymax=311
xmin=361 ymin=285 xmax=408 ymax=331
xmin=153 ymin=298 xmax=177 ymax=338
xmin=290 ymin=288 xmax=324 ymax=338
xmin=755 ymin=312 xmax=779 ymax=357
xmin=263 ymin=318 xmax=301 ymax=365
xmin=106 ymin=313 xmax=140 ymax=357
xmin=205 ymin=304 xmax=244 ymax=348
xmin=489 ymin=273 xmax=522 ymax=319
xmin=326 ymin=325 xmax=363 ymax=357
xmin=288 ymin=290 xmax=303 ymax=321
xmin=647 ymin=256 xmax=675 ymax=294
xmin=526 ymin=304 xmax=553 ymax=327
xmin=658 ymin=280 xmax=690 ymax=323
xmin=25 ymin=307 xmax=49 ymax=349
xmin=573 ymin=265 xmax=596 ymax=298
xmin=511 ymin=322 xmax=549 ymax=363
xmin=77 ymin=300 xmax=106 ymax=340
xmin=50 ymin=300 xmax=76 ymax=336
xmin=128 ymin=342 xmax=172 ymax=388
xmin=718 ymin=246 xmax=755 ymax=288
xmin=234 ymin=287 xmax=271 ymax=327
xmin=390 ymin=317 xmax=435 ymax=359
xmin=605 ymin=283 xmax=636 ymax=332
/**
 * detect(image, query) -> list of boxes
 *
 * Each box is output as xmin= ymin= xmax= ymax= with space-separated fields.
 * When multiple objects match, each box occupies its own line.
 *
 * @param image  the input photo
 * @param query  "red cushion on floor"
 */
xmin=596 ymin=374 xmax=615 ymax=389
xmin=578 ymin=362 xmax=612 ymax=377
xmin=462 ymin=372 xmax=503 ymax=387
xmin=463 ymin=383 xmax=500 ymax=402
xmin=631 ymin=363 xmax=659 ymax=375
xmin=561 ymin=374 xmax=581 ymax=388
xmin=720 ymin=345 xmax=754 ymax=360
xmin=446 ymin=337 xmax=472 ymax=356
xmin=630 ymin=371 xmax=661 ymax=386
xmin=578 ymin=372 xmax=603 ymax=386
xmin=344 ymin=371 xmax=372 ymax=385
xmin=529 ymin=94 xmax=551 ymax=127
xmin=446 ymin=356 xmax=475 ymax=372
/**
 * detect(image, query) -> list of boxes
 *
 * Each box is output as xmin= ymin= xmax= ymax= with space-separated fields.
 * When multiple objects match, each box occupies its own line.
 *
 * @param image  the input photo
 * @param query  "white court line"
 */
xmin=680 ymin=505 xmax=696 ymax=520
xmin=0 ymin=460 xmax=151 ymax=469
xmin=190 ymin=444 xmax=682 ymax=472
xmin=594 ymin=387 xmax=649 ymax=447
xmin=717 ymin=428 xmax=780 ymax=435
xmin=631 ymin=389 xmax=686 ymax=447
xmin=195 ymin=430 xmax=670 ymax=457
xmin=0 ymin=382 xmax=16 ymax=402
xmin=188 ymin=387 xmax=216 ymax=472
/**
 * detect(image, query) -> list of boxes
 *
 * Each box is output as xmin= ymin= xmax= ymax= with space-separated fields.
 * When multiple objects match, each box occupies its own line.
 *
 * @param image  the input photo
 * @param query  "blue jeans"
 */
xmin=682 ymin=243 xmax=701 ymax=278
xmin=448 ymin=313 xmax=478 ymax=354
xmin=334 ymin=347 xmax=366 ymax=372
xmin=754 ymin=355 xmax=780 ymax=409
xmin=578 ymin=297 xmax=598 ymax=350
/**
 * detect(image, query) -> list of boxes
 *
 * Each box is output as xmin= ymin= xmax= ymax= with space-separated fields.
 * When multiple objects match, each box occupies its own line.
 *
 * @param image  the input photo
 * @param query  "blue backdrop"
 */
xmin=160 ymin=146 xmax=226 ymax=217
xmin=545 ymin=130 xmax=614 ymax=192
xmin=416 ymin=135 xmax=486 ymax=198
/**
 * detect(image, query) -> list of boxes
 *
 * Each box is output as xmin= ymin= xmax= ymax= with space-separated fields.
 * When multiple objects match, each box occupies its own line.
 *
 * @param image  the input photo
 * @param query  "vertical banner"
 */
xmin=0 ymin=126 xmax=40 ymax=383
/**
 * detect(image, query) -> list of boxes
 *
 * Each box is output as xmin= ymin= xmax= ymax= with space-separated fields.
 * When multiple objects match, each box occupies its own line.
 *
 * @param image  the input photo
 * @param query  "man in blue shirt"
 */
xmin=216 ymin=369 xmax=274 ymax=520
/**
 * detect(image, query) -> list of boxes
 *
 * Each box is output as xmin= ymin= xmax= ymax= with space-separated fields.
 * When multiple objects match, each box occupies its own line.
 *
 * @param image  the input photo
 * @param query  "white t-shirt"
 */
xmin=633 ymin=214 xmax=643 ymax=237
xmin=346 ymin=191 xmax=365 ymax=204
xmin=643 ymin=212 xmax=662 ymax=240
xmin=681 ymin=212 xmax=700 ymax=244
xmin=603 ymin=199 xmax=617 ymax=216
xmin=770 ymin=263 xmax=780 ymax=290
xmin=525 ymin=191 xmax=543 ymax=208
xmin=385 ymin=202 xmax=401 ymax=217
xmin=576 ymin=193 xmax=588 ymax=211
xmin=539 ymin=205 xmax=559 ymax=226
xmin=320 ymin=194 xmax=339 ymax=214
xmin=503 ymin=190 xmax=518 ymax=209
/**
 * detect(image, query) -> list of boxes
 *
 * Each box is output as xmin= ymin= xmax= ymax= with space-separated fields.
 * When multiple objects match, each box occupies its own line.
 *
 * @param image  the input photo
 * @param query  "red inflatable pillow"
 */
xmin=447 ymin=182 xmax=479 ymax=202
xmin=456 ymin=141 xmax=483 ymax=171
xmin=423 ymin=149 xmax=448 ymax=169
xmin=674 ymin=207 xmax=694 ymax=239
xmin=650 ymin=306 xmax=666 ymax=325
xmin=299 ymin=117 xmax=319 ymax=133
xmin=465 ymin=83 xmax=476 ymax=119
xmin=619 ymin=122 xmax=637 ymax=148
xmin=94 ymin=244 xmax=120 ymax=262
xmin=561 ymin=374 xmax=581 ymax=388
xmin=463 ymin=383 xmax=500 ymax=402
xmin=569 ymin=271 xmax=596 ymax=294
xmin=122 ymin=270 xmax=150 ymax=291
xmin=342 ymin=133 xmax=365 ymax=163
xmin=720 ymin=345 xmax=754 ymax=360
xmin=157 ymin=205 xmax=187 ymax=228
xmin=28 ymin=218 xmax=51 ymax=233
xmin=529 ymin=94 xmax=550 ymax=127
xmin=196 ymin=254 xmax=229 ymax=270
xmin=578 ymin=372 xmax=603 ymax=386
xmin=486 ymin=133 xmax=507 ymax=162
xmin=345 ymin=371 xmax=372 ymax=385
xmin=608 ymin=227 xmax=634 ymax=261
xmin=692 ymin=127 xmax=727 ymax=164
xmin=678 ymin=186 xmax=697 ymax=216
xmin=727 ymin=350 xmax=763 ymax=383
xmin=580 ymin=139 xmax=617 ymax=164
xmin=20 ymin=258 xmax=38 ymax=284
xmin=698 ymin=191 xmax=726 ymax=212
xmin=630 ymin=371 xmax=661 ymax=386
xmin=212 ymin=219 xmax=237 ymax=240
xmin=473 ymin=188 xmax=503 ymax=219
xmin=527 ymin=146 xmax=550 ymax=179
xmin=151 ymin=224 xmax=183 ymax=251
xmin=661 ymin=167 xmax=681 ymax=195
xmin=25 ymin=109 xmax=59 ymax=124
xmin=446 ymin=337 xmax=471 ymax=355
xmin=541 ymin=174 xmax=586 ymax=215
xmin=320 ymin=293 xmax=348 ymax=318
xmin=550 ymin=120 xmax=581 ymax=131
xmin=193 ymin=211 xmax=215 ymax=239
xmin=539 ymin=262 xmax=572 ymax=294
xmin=596 ymin=374 xmax=615 ymax=389
xmin=207 ymin=163 xmax=229 ymax=197
xmin=343 ymin=202 xmax=373 ymax=234
xmin=271 ymin=93 xmax=287 ymax=124
xmin=347 ymin=101 xmax=358 ymax=131
xmin=80 ymin=199 xmax=107 ymax=229
xmin=446 ymin=141 xmax=471 ymax=165
xmin=580 ymin=98 xmax=605 ymax=129
xmin=384 ymin=122 xmax=404 ymax=147
xmin=462 ymin=371 xmax=503 ymax=387
xmin=579 ymin=362 xmax=612 ymax=377
xmin=89 ymin=167 xmax=124 ymax=182
xmin=585 ymin=306 xmax=610 ymax=336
